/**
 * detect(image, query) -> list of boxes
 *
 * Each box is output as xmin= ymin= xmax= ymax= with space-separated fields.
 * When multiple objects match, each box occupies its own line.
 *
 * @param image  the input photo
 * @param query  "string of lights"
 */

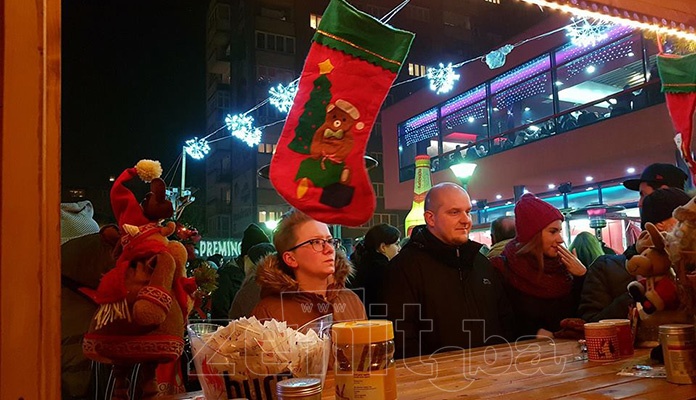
xmin=182 ymin=4 xmax=693 ymax=171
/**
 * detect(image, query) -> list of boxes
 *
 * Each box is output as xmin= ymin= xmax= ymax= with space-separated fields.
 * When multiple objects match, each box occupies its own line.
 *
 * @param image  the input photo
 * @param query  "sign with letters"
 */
xmin=197 ymin=238 xmax=241 ymax=258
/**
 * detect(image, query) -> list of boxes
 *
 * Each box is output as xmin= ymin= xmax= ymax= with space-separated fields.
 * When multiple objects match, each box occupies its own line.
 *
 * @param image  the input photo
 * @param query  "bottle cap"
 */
xmin=276 ymin=377 xmax=322 ymax=397
xmin=659 ymin=324 xmax=696 ymax=334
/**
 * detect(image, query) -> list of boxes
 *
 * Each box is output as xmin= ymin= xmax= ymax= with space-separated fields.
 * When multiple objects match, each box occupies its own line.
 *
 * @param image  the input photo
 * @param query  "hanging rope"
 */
xmin=381 ymin=0 xmax=410 ymax=24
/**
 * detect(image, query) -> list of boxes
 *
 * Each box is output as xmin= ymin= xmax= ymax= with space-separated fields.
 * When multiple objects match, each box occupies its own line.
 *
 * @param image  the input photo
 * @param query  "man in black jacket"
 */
xmin=622 ymin=163 xmax=688 ymax=258
xmin=385 ymin=183 xmax=515 ymax=359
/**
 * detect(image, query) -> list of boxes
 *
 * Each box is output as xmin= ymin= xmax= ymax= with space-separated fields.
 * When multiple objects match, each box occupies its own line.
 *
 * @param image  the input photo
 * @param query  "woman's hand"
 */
xmin=558 ymin=245 xmax=587 ymax=276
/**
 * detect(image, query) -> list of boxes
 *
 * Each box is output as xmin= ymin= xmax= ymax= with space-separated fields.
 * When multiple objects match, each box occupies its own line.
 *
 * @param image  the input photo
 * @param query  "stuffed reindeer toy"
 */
xmin=82 ymin=160 xmax=197 ymax=400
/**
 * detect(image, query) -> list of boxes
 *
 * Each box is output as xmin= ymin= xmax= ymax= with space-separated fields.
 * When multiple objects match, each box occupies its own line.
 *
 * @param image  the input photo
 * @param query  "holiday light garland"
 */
xmin=179 ymin=2 xmax=696 ymax=164
xmin=426 ymin=63 xmax=460 ymax=94
xmin=225 ymin=113 xmax=262 ymax=147
xmin=566 ymin=17 xmax=611 ymax=48
xmin=268 ymin=81 xmax=299 ymax=113
xmin=184 ymin=137 xmax=210 ymax=160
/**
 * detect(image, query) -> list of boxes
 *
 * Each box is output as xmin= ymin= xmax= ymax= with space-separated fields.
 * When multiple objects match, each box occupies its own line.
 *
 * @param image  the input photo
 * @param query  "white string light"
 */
xmin=268 ymin=81 xmax=298 ymax=113
xmin=520 ymin=0 xmax=696 ymax=43
xmin=184 ymin=137 xmax=210 ymax=160
xmin=566 ymin=17 xmax=611 ymax=48
xmin=427 ymin=63 xmax=460 ymax=94
xmin=225 ymin=113 xmax=262 ymax=147
xmin=180 ymin=2 xmax=689 ymax=162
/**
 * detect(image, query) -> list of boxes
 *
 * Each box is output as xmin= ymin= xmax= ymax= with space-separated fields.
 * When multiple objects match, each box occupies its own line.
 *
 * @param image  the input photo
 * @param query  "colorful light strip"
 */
xmin=519 ymin=0 xmax=696 ymax=43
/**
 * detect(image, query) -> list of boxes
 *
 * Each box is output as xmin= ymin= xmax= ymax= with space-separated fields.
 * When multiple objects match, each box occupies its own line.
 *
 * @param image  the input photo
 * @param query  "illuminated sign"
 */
xmin=197 ymin=239 xmax=241 ymax=258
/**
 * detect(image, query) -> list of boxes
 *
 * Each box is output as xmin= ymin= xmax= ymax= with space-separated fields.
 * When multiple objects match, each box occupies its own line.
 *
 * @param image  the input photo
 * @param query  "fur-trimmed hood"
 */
xmin=255 ymin=251 xmax=354 ymax=302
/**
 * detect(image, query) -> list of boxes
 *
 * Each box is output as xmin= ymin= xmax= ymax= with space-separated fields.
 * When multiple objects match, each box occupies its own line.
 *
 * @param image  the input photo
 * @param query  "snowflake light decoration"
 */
xmin=566 ymin=17 xmax=611 ymax=48
xmin=225 ymin=113 xmax=262 ymax=147
xmin=427 ymin=63 xmax=460 ymax=95
xmin=184 ymin=137 xmax=210 ymax=160
xmin=269 ymin=81 xmax=298 ymax=113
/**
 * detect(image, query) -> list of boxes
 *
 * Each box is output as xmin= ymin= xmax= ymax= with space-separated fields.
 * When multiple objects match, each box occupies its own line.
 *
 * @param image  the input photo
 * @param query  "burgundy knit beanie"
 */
xmin=514 ymin=193 xmax=564 ymax=243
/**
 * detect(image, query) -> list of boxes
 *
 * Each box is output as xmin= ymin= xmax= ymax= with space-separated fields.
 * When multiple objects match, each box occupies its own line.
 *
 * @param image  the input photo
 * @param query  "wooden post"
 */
xmin=1 ymin=0 xmax=62 ymax=398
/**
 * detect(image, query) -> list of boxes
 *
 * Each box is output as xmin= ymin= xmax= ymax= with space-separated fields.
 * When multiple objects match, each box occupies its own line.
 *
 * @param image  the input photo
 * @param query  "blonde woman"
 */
xmin=251 ymin=209 xmax=366 ymax=327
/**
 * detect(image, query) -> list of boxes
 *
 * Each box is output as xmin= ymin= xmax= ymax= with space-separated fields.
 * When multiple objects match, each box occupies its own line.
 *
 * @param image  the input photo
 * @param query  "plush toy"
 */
xmin=81 ymin=160 xmax=198 ymax=400
xmin=626 ymin=223 xmax=679 ymax=315
xmin=664 ymin=194 xmax=696 ymax=313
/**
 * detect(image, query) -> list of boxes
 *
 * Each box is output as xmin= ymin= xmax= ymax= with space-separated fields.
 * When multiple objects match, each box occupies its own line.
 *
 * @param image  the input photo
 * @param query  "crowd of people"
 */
xmin=61 ymin=162 xmax=693 ymax=398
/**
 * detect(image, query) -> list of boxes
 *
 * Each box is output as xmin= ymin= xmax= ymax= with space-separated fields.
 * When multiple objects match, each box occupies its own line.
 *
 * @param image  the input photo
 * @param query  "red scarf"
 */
xmin=493 ymin=239 xmax=573 ymax=299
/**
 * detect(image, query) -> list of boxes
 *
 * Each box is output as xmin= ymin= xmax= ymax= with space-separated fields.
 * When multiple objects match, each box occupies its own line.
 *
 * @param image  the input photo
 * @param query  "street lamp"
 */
xmin=450 ymin=161 xmax=477 ymax=189
xmin=166 ymin=138 xmax=209 ymax=220
xmin=181 ymin=137 xmax=210 ymax=193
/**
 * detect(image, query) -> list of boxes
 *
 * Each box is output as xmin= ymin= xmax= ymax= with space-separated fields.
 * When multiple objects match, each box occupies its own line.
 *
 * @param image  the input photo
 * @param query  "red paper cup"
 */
xmin=584 ymin=322 xmax=620 ymax=362
xmin=600 ymin=319 xmax=634 ymax=357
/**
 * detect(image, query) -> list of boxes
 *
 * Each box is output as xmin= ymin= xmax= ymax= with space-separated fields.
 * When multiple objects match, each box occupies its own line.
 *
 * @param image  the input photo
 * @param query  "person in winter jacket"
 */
xmin=211 ymin=224 xmax=270 ymax=320
xmin=487 ymin=216 xmax=516 ymax=259
xmin=251 ymin=209 xmax=366 ymax=327
xmin=228 ymin=242 xmax=276 ymax=319
xmin=578 ymin=187 xmax=692 ymax=322
xmin=350 ymin=223 xmax=401 ymax=316
xmin=490 ymin=194 xmax=587 ymax=339
xmin=385 ymin=183 xmax=515 ymax=359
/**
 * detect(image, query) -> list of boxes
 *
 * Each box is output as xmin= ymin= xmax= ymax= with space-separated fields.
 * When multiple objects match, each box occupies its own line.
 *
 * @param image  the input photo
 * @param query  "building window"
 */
xmin=217 ymin=91 xmax=230 ymax=109
xmin=363 ymin=5 xmax=389 ymax=18
xmin=218 ymin=215 xmax=230 ymax=237
xmin=396 ymin=25 xmax=647 ymax=181
xmin=256 ymin=31 xmax=295 ymax=54
xmin=260 ymin=6 xmax=289 ymax=21
xmin=259 ymin=210 xmax=282 ymax=223
xmin=257 ymin=143 xmax=276 ymax=154
xmin=362 ymin=213 xmax=399 ymax=228
xmin=443 ymin=11 xmax=471 ymax=30
xmin=372 ymin=182 xmax=384 ymax=198
xmin=225 ymin=188 xmax=231 ymax=205
xmin=68 ymin=189 xmax=85 ymax=199
xmin=310 ymin=13 xmax=322 ymax=29
xmin=368 ymin=152 xmax=383 ymax=164
xmin=257 ymin=65 xmax=295 ymax=85
xmin=406 ymin=5 xmax=430 ymax=22
xmin=408 ymin=62 xmax=426 ymax=77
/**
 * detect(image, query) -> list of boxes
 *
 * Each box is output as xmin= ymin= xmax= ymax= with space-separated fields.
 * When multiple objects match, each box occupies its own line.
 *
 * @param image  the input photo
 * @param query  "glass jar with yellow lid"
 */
xmin=332 ymin=320 xmax=396 ymax=400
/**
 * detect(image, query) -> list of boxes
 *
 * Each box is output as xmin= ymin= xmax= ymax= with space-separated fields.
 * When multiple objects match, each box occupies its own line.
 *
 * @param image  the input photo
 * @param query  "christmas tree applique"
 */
xmin=288 ymin=59 xmax=334 ymax=155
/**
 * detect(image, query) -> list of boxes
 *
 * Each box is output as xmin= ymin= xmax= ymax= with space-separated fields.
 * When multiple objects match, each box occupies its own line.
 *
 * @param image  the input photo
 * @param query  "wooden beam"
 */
xmin=1 ymin=0 xmax=61 ymax=398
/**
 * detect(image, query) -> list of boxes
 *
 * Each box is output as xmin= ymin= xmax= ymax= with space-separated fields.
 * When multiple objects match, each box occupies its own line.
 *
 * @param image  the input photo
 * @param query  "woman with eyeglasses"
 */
xmin=251 ymin=209 xmax=367 ymax=327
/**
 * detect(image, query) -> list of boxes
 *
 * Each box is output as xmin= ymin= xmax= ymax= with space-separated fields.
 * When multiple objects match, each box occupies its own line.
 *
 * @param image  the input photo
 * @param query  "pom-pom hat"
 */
xmin=514 ymin=193 xmax=564 ymax=243
xmin=110 ymin=159 xmax=167 ymax=228
xmin=82 ymin=159 xmax=177 ymax=328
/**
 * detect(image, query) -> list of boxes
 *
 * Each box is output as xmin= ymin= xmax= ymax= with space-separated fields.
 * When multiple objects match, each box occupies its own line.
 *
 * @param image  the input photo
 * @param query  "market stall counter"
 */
xmin=166 ymin=338 xmax=694 ymax=399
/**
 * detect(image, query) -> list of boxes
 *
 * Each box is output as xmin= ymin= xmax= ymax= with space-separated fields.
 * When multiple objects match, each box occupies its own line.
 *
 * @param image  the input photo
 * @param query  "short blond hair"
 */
xmin=273 ymin=208 xmax=313 ymax=254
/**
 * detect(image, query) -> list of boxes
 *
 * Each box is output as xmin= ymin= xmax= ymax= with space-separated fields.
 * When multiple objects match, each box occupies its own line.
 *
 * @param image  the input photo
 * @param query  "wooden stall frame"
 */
xmin=1 ymin=0 xmax=62 ymax=399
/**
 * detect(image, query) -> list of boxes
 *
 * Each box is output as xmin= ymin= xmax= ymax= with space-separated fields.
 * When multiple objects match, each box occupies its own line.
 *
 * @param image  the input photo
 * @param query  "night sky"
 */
xmin=62 ymin=0 xmax=207 ymax=190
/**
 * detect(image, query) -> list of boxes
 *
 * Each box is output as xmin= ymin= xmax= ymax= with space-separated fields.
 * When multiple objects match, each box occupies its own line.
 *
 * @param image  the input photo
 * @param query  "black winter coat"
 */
xmin=578 ymin=255 xmax=635 ymax=322
xmin=385 ymin=226 xmax=515 ymax=359
xmin=352 ymin=250 xmax=389 ymax=316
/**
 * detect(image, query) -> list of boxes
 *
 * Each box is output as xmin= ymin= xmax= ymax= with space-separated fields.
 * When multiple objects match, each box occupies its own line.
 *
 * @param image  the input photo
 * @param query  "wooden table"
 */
xmin=167 ymin=339 xmax=695 ymax=399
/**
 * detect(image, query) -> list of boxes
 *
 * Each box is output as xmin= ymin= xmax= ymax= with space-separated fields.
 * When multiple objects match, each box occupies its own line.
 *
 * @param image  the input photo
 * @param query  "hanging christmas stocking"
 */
xmin=270 ymin=0 xmax=413 ymax=226
xmin=657 ymin=53 xmax=696 ymax=181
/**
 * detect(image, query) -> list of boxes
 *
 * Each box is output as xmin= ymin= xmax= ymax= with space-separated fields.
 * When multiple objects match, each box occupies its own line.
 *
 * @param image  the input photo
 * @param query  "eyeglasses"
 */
xmin=287 ymin=238 xmax=341 ymax=253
